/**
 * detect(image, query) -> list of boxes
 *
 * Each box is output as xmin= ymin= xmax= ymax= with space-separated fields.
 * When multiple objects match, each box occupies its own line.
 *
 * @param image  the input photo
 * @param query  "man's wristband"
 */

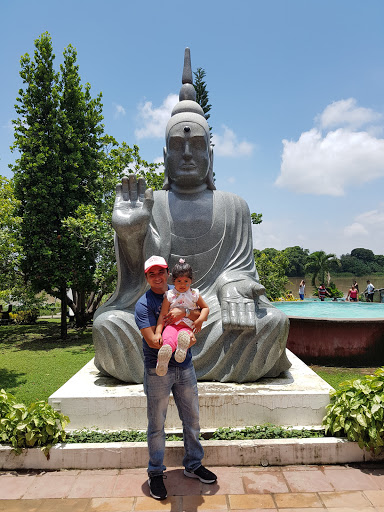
xmin=185 ymin=308 xmax=190 ymax=318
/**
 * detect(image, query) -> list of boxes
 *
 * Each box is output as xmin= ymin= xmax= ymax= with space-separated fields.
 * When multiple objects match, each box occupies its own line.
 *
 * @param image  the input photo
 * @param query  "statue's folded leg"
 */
xmin=92 ymin=310 xmax=144 ymax=383
xmin=192 ymin=305 xmax=290 ymax=383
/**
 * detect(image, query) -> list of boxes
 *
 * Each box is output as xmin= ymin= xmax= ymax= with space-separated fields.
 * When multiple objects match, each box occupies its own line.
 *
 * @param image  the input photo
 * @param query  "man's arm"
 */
xmin=141 ymin=326 xmax=163 ymax=349
xmin=164 ymin=307 xmax=200 ymax=326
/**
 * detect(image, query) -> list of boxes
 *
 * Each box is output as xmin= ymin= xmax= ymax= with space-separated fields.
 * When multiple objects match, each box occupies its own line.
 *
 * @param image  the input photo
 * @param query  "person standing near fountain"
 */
xmin=299 ymin=280 xmax=305 ymax=300
xmin=346 ymin=284 xmax=359 ymax=302
xmin=364 ymin=280 xmax=375 ymax=302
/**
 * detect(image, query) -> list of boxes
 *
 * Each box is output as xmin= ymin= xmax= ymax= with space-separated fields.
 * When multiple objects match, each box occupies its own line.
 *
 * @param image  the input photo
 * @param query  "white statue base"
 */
xmin=48 ymin=350 xmax=332 ymax=432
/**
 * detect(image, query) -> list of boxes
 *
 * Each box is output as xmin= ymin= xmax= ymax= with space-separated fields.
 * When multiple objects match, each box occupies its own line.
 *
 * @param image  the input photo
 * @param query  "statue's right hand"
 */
xmin=112 ymin=174 xmax=154 ymax=239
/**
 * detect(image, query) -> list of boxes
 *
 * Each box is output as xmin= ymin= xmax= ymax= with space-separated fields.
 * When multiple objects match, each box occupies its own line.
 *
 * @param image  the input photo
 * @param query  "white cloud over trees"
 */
xmin=276 ymin=99 xmax=384 ymax=196
xmin=135 ymin=94 xmax=178 ymax=139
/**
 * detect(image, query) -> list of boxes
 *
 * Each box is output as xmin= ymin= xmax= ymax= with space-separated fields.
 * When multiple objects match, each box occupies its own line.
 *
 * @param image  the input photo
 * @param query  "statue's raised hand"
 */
xmin=112 ymin=174 xmax=154 ymax=242
xmin=219 ymin=280 xmax=266 ymax=330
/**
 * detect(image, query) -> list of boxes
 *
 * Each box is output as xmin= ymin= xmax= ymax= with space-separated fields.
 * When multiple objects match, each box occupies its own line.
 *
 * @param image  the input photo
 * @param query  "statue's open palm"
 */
xmin=112 ymin=175 xmax=154 ymax=241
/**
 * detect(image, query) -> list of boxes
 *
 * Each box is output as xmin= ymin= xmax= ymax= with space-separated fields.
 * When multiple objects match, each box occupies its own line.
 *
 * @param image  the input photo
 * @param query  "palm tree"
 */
xmin=305 ymin=251 xmax=340 ymax=287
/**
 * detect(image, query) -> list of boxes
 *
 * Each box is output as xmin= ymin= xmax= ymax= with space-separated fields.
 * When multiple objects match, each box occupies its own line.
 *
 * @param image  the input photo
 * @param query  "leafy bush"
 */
xmin=0 ymin=389 xmax=69 ymax=457
xmin=323 ymin=367 xmax=384 ymax=453
xmin=9 ymin=309 xmax=39 ymax=324
xmin=65 ymin=424 xmax=324 ymax=444
xmin=210 ymin=425 xmax=324 ymax=440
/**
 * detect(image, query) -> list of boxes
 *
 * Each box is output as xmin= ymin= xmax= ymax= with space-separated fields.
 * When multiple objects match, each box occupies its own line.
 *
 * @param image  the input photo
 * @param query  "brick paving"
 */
xmin=1 ymin=464 xmax=384 ymax=511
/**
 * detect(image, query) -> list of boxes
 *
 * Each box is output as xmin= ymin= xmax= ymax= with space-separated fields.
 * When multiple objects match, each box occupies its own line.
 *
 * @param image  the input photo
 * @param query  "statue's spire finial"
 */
xmin=182 ymin=48 xmax=192 ymax=85
xmin=178 ymin=47 xmax=196 ymax=102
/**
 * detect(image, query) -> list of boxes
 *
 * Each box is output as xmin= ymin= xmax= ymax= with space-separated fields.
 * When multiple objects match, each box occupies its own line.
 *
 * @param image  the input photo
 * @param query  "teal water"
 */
xmin=274 ymin=300 xmax=384 ymax=319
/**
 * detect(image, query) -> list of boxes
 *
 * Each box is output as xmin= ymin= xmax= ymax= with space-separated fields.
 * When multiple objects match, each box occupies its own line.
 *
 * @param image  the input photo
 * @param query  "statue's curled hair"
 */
xmin=171 ymin=258 xmax=193 ymax=281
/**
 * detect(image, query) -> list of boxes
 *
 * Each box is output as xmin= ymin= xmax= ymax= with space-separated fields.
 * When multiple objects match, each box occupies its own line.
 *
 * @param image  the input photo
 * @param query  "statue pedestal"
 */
xmin=48 ymin=350 xmax=332 ymax=432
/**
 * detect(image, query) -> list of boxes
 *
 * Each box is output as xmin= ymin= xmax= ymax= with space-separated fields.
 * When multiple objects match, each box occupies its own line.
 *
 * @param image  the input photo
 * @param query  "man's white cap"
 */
xmin=144 ymin=255 xmax=168 ymax=273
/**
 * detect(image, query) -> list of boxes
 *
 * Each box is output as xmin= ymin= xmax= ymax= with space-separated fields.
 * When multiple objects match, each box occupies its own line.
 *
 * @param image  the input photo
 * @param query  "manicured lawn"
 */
xmin=310 ymin=365 xmax=378 ymax=389
xmin=0 ymin=319 xmax=94 ymax=404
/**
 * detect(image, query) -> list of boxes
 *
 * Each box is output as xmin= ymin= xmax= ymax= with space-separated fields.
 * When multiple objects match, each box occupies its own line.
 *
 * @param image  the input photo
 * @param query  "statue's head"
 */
xmin=163 ymin=48 xmax=215 ymax=191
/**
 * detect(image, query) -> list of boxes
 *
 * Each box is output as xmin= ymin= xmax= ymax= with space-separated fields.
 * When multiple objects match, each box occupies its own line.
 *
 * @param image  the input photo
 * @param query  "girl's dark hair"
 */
xmin=171 ymin=259 xmax=193 ymax=281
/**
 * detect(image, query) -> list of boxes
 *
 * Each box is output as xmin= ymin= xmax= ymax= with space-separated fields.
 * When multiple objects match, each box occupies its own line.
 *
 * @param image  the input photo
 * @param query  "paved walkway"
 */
xmin=1 ymin=464 xmax=384 ymax=511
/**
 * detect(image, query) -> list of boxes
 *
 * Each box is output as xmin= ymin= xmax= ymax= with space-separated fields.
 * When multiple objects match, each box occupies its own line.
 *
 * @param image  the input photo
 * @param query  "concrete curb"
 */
xmin=1 ymin=438 xmax=384 ymax=470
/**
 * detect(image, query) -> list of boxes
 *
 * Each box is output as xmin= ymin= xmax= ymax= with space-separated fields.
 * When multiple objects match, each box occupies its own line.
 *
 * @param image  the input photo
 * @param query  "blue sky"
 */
xmin=1 ymin=0 xmax=384 ymax=256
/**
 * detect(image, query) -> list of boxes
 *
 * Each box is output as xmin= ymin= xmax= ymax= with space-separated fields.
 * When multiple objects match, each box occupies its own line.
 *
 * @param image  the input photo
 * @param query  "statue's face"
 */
xmin=166 ymin=122 xmax=210 ymax=188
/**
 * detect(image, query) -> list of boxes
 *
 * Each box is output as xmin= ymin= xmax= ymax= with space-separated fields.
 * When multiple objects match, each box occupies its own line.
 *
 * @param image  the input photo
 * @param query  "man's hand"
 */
xmin=164 ymin=307 xmax=185 ymax=326
xmin=153 ymin=333 xmax=163 ymax=347
xmin=219 ymin=281 xmax=265 ymax=330
xmin=112 ymin=174 xmax=154 ymax=241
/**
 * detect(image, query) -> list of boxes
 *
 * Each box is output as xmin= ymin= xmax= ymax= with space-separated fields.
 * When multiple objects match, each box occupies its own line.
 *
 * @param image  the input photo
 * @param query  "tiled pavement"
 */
xmin=1 ymin=464 xmax=384 ymax=511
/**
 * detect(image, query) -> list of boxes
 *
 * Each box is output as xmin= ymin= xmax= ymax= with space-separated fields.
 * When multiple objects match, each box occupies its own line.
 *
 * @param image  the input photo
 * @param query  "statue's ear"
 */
xmin=207 ymin=145 xmax=216 ymax=190
xmin=162 ymin=146 xmax=170 ymax=190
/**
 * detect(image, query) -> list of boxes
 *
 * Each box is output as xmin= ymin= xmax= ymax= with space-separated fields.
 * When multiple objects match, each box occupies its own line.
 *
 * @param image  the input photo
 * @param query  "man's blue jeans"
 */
xmin=144 ymin=364 xmax=204 ymax=476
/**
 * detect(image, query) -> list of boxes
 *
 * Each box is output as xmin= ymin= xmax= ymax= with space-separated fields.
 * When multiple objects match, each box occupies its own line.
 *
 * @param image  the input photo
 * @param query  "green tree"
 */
xmin=283 ymin=246 xmax=310 ymax=277
xmin=0 ymin=176 xmax=22 ymax=292
xmin=305 ymin=251 xmax=340 ymax=287
xmin=253 ymin=249 xmax=289 ymax=300
xmin=61 ymin=140 xmax=163 ymax=324
xmin=11 ymin=33 xmax=105 ymax=336
xmin=251 ymin=212 xmax=263 ymax=225
xmin=351 ymin=248 xmax=375 ymax=262
xmin=193 ymin=67 xmax=212 ymax=137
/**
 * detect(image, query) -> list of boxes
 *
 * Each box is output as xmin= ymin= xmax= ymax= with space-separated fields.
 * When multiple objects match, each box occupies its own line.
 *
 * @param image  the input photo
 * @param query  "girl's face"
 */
xmin=174 ymin=275 xmax=192 ymax=293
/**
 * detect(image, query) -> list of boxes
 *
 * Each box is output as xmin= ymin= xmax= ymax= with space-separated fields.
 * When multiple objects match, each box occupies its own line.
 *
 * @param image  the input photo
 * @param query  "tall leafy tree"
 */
xmin=283 ymin=246 xmax=310 ymax=277
xmin=11 ymin=33 xmax=105 ymax=336
xmin=193 ymin=67 xmax=212 ymax=137
xmin=253 ymin=249 xmax=289 ymax=300
xmin=0 ymin=176 xmax=22 ymax=291
xmin=305 ymin=251 xmax=340 ymax=287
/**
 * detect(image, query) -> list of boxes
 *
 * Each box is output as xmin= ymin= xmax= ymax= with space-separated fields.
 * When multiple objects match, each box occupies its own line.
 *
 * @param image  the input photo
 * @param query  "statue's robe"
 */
xmin=93 ymin=190 xmax=291 ymax=383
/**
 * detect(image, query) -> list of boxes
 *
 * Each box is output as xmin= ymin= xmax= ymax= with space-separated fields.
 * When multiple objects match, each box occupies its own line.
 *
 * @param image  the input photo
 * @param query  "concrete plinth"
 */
xmin=48 ymin=350 xmax=332 ymax=432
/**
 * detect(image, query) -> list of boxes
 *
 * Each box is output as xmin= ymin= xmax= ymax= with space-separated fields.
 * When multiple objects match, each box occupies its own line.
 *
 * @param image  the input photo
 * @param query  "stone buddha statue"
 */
xmin=92 ymin=48 xmax=291 ymax=383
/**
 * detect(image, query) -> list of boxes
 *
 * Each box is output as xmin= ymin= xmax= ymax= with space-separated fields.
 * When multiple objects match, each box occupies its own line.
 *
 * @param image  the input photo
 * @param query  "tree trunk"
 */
xmin=60 ymin=286 xmax=67 ymax=339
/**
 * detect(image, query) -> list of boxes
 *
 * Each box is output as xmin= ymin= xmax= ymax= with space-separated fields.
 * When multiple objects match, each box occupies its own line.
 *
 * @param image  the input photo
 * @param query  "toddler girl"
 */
xmin=154 ymin=259 xmax=209 ymax=376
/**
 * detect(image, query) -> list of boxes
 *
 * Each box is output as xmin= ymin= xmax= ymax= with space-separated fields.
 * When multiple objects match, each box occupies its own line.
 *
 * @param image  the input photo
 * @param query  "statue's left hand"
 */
xmin=219 ymin=281 xmax=266 ymax=330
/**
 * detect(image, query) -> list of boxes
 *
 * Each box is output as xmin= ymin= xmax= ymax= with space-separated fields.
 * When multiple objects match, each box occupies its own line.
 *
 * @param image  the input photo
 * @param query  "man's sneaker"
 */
xmin=184 ymin=465 xmax=217 ymax=484
xmin=156 ymin=344 xmax=172 ymax=376
xmin=148 ymin=474 xmax=167 ymax=500
xmin=175 ymin=331 xmax=191 ymax=363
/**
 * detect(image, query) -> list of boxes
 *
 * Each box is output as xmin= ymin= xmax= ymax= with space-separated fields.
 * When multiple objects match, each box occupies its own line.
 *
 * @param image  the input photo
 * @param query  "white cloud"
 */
xmin=344 ymin=207 xmax=384 ymax=240
xmin=135 ymin=94 xmax=178 ymax=139
xmin=276 ymin=99 xmax=384 ymax=196
xmin=113 ymin=103 xmax=126 ymax=119
xmin=318 ymin=98 xmax=382 ymax=130
xmin=212 ymin=125 xmax=254 ymax=157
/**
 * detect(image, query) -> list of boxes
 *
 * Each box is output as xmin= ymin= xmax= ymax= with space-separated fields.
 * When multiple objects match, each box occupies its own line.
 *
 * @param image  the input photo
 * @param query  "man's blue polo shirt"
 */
xmin=134 ymin=285 xmax=192 ymax=369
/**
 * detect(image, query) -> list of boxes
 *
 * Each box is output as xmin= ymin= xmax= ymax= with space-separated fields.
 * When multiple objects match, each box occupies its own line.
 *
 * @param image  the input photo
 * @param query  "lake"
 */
xmin=286 ymin=275 xmax=384 ymax=299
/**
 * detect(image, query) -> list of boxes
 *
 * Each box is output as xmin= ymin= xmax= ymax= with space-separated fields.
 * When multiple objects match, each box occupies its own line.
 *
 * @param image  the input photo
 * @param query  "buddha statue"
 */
xmin=92 ymin=48 xmax=291 ymax=383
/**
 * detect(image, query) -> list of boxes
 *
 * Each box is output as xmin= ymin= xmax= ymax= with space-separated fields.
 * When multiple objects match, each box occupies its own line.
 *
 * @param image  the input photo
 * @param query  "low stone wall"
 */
xmin=287 ymin=316 xmax=384 ymax=366
xmin=1 ymin=438 xmax=384 ymax=470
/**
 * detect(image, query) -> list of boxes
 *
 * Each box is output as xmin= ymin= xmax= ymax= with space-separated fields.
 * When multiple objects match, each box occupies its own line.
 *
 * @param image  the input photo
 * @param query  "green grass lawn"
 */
xmin=310 ymin=365 xmax=377 ymax=389
xmin=0 ymin=319 xmax=94 ymax=404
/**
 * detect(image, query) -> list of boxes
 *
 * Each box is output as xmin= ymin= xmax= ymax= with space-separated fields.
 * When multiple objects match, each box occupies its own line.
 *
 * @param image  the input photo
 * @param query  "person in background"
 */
xmin=353 ymin=280 xmax=359 ymax=293
xmin=364 ymin=280 xmax=375 ymax=302
xmin=346 ymin=284 xmax=359 ymax=302
xmin=318 ymin=284 xmax=331 ymax=301
xmin=299 ymin=280 xmax=305 ymax=300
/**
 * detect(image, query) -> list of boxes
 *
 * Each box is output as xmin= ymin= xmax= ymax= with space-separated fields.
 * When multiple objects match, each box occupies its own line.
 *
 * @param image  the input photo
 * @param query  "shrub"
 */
xmin=0 ymin=389 xmax=69 ymax=457
xmin=323 ymin=367 xmax=384 ymax=454
xmin=9 ymin=309 xmax=39 ymax=324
